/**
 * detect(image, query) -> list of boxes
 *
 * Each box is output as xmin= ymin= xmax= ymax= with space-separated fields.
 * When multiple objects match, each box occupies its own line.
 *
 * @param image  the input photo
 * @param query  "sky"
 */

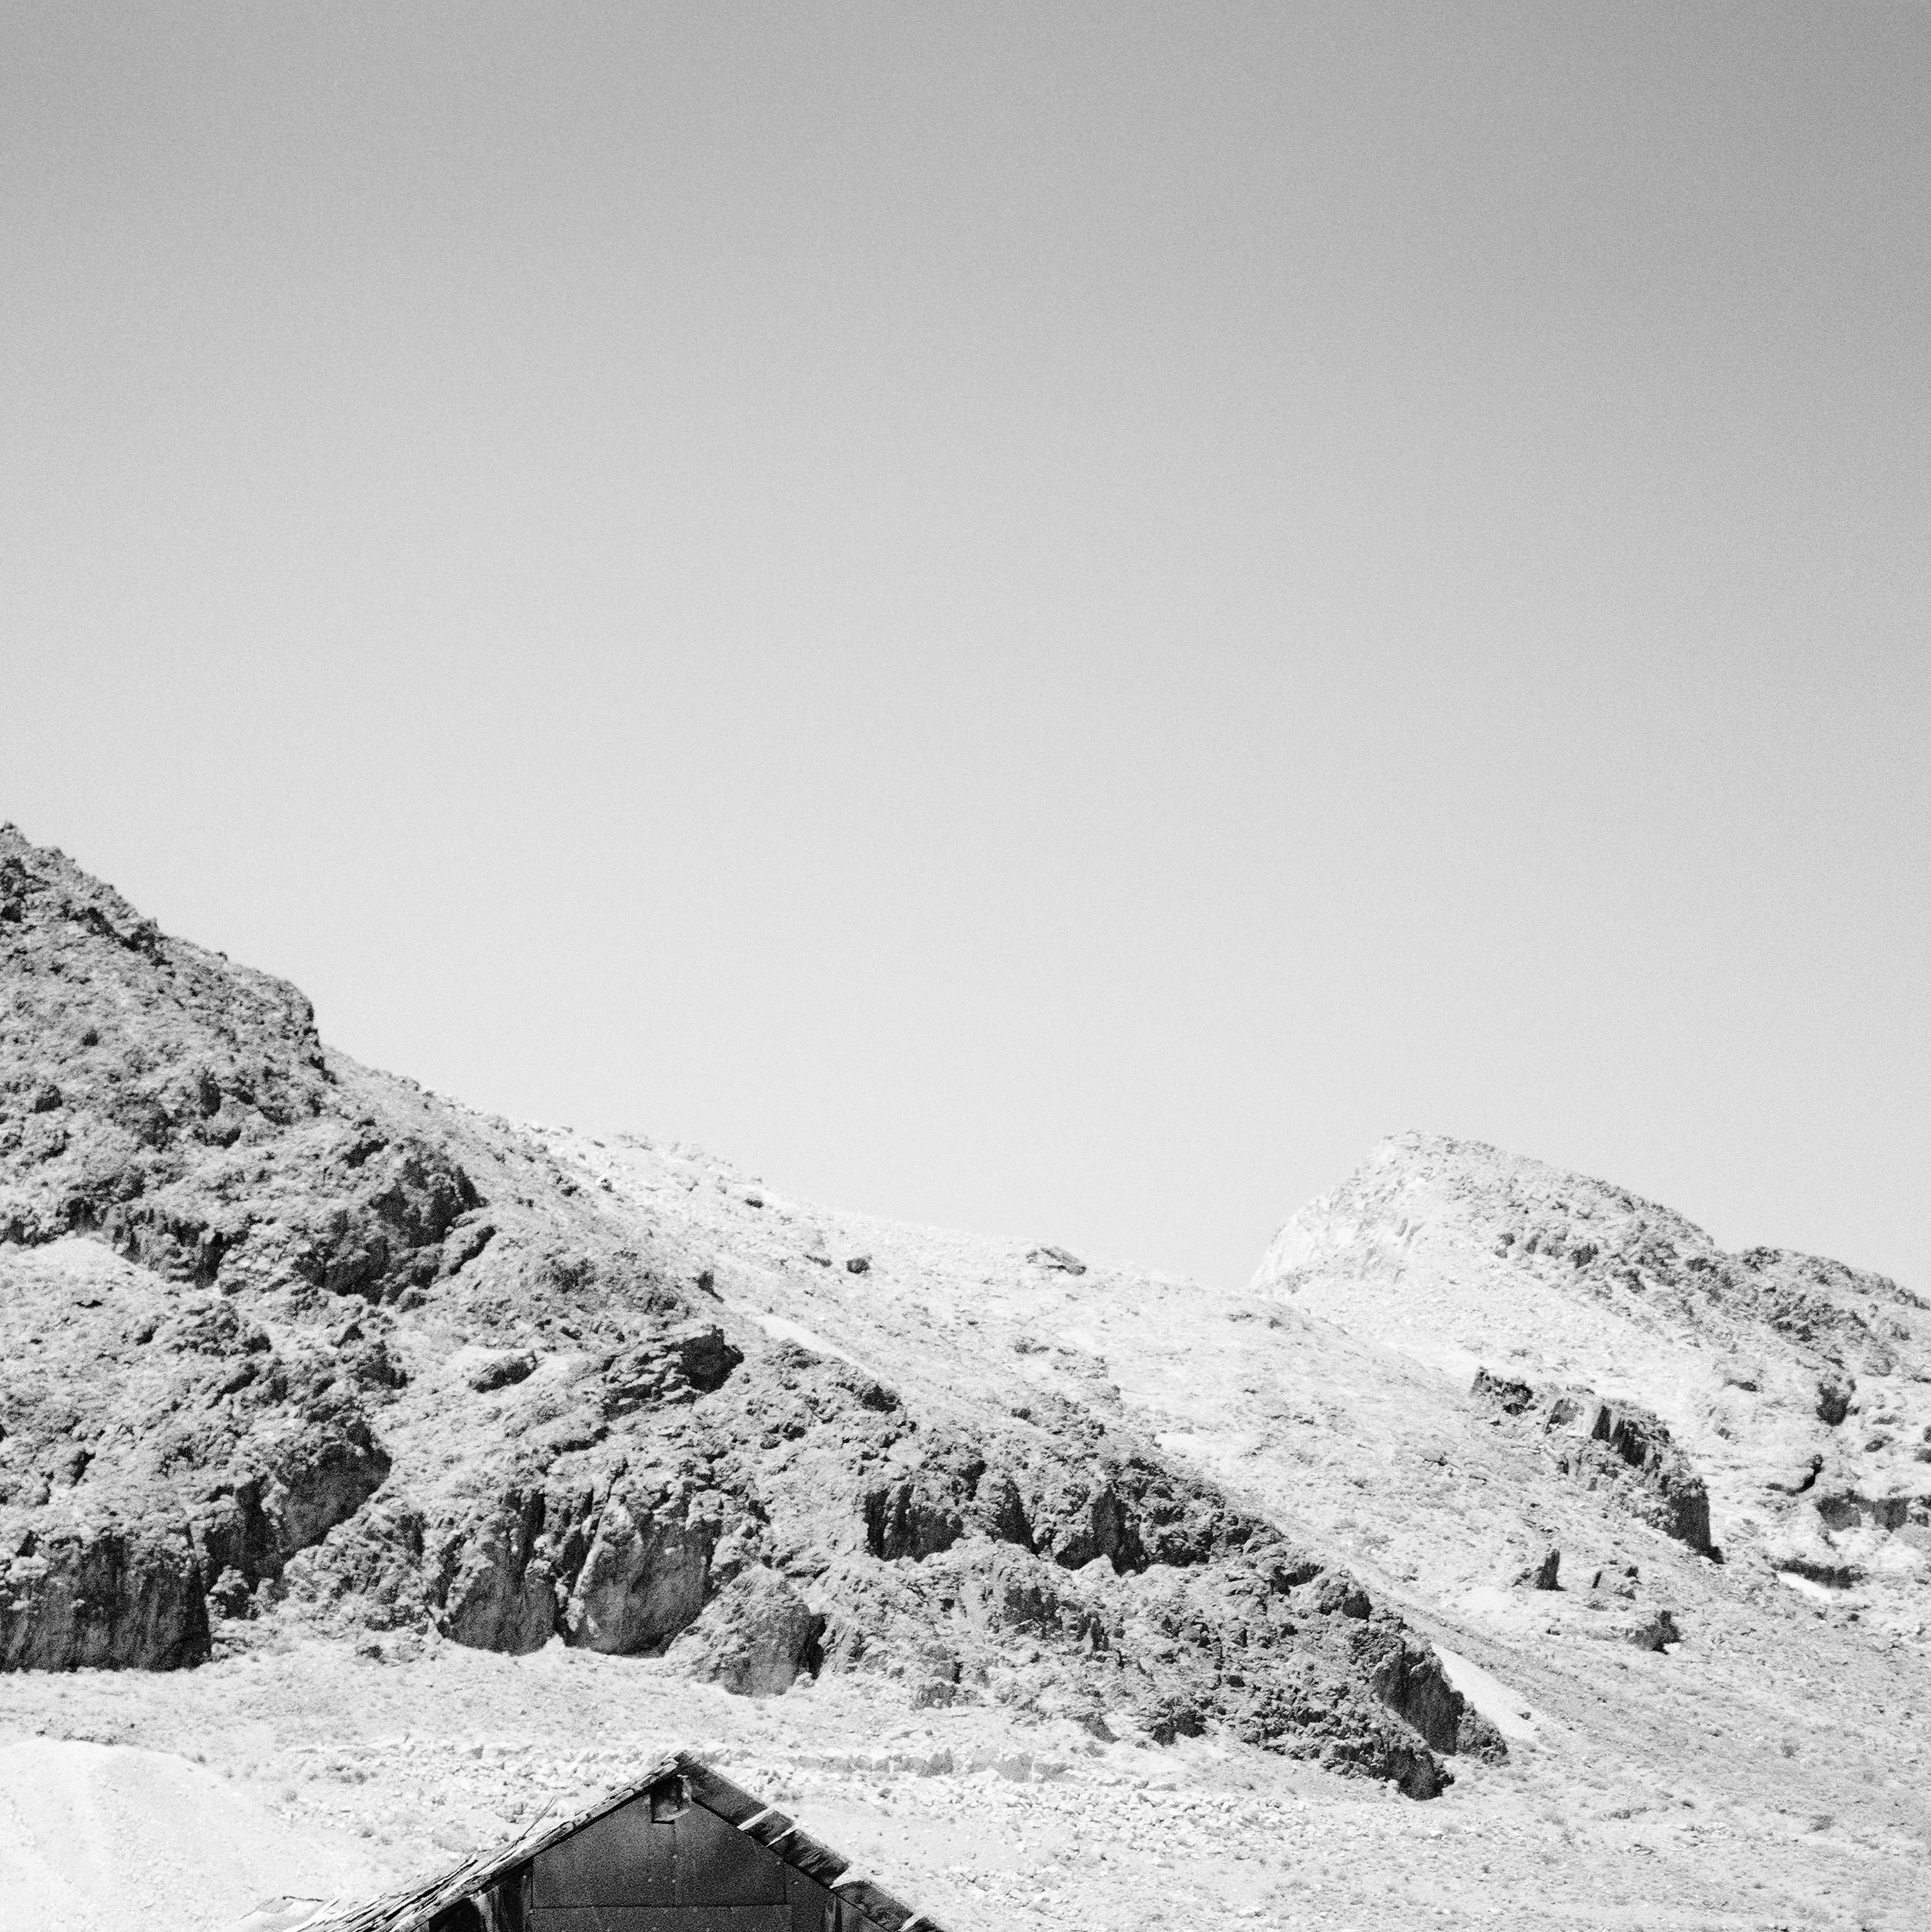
xmin=3 ymin=3 xmax=1926 ymax=1292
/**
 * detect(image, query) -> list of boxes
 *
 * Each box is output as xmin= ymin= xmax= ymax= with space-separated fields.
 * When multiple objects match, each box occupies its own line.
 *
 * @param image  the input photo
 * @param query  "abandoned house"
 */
xmin=235 ymin=1751 xmax=950 ymax=1932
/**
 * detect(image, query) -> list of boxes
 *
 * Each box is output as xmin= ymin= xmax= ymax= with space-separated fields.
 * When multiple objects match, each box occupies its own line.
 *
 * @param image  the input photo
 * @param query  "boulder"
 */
xmin=1473 ymin=1368 xmax=1537 ymax=1416
xmin=666 ymin=1567 xmax=824 ymax=1695
xmin=1515 ymin=1547 xmax=1562 ymax=1590
xmin=1816 ymin=1374 xmax=1855 ymax=1427
xmin=1026 ymin=1244 xmax=1087 ymax=1275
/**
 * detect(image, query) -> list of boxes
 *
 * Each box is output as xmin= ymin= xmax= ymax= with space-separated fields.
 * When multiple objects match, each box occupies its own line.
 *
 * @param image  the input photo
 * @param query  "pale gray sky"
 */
xmin=5 ymin=4 xmax=1926 ymax=1291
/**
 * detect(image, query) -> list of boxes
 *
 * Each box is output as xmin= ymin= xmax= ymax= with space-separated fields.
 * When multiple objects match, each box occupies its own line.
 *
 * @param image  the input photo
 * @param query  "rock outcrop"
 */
xmin=1514 ymin=1547 xmax=1561 ymax=1590
xmin=1477 ymin=1372 xmax=1713 ymax=1555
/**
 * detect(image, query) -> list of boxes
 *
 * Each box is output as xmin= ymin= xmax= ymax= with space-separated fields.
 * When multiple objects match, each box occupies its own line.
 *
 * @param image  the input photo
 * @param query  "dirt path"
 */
xmin=0 ymin=1737 xmax=381 ymax=1932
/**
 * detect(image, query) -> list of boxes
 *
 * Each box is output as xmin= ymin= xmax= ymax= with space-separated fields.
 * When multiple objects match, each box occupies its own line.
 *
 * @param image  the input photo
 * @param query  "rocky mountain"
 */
xmin=0 ymin=827 xmax=1481 ymax=1796
xmin=3 ymin=827 xmax=1928 ymax=1932
xmin=1255 ymin=1130 xmax=1931 ymax=1601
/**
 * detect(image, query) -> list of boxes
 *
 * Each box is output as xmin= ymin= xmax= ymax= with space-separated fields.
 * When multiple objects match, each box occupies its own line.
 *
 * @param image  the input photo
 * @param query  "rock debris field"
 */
xmin=0 ymin=825 xmax=1927 ymax=1931
xmin=11 ymin=1631 xmax=1921 ymax=1932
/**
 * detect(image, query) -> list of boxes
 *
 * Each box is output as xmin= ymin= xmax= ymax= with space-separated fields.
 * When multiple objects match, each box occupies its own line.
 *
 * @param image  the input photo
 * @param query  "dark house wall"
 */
xmin=524 ymin=1790 xmax=868 ymax=1932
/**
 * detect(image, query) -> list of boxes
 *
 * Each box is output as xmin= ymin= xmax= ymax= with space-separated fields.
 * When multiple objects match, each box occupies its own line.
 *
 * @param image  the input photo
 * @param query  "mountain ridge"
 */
xmin=0 ymin=825 xmax=1484 ymax=1796
xmin=1254 ymin=1127 xmax=1930 ymax=1597
xmin=5 ymin=827 xmax=1930 ymax=1931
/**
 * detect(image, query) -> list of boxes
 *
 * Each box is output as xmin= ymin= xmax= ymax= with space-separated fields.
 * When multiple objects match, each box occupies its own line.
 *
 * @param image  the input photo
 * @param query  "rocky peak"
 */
xmin=1256 ymin=1129 xmax=1930 ymax=1600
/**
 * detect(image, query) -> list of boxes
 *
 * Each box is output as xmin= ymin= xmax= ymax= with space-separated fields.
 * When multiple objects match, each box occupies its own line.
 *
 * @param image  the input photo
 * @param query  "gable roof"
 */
xmin=292 ymin=1751 xmax=947 ymax=1932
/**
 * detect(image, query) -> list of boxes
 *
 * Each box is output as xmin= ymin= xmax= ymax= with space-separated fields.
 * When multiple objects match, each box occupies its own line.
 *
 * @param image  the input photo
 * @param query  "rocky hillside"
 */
xmin=1255 ymin=1130 xmax=1931 ymax=1600
xmin=5 ymin=830 xmax=1930 ymax=1929
xmin=0 ymin=827 xmax=1486 ymax=1797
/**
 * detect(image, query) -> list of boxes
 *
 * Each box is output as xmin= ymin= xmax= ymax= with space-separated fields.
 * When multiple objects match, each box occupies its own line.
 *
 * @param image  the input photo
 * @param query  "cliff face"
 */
xmin=0 ymin=828 xmax=1478 ymax=1796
